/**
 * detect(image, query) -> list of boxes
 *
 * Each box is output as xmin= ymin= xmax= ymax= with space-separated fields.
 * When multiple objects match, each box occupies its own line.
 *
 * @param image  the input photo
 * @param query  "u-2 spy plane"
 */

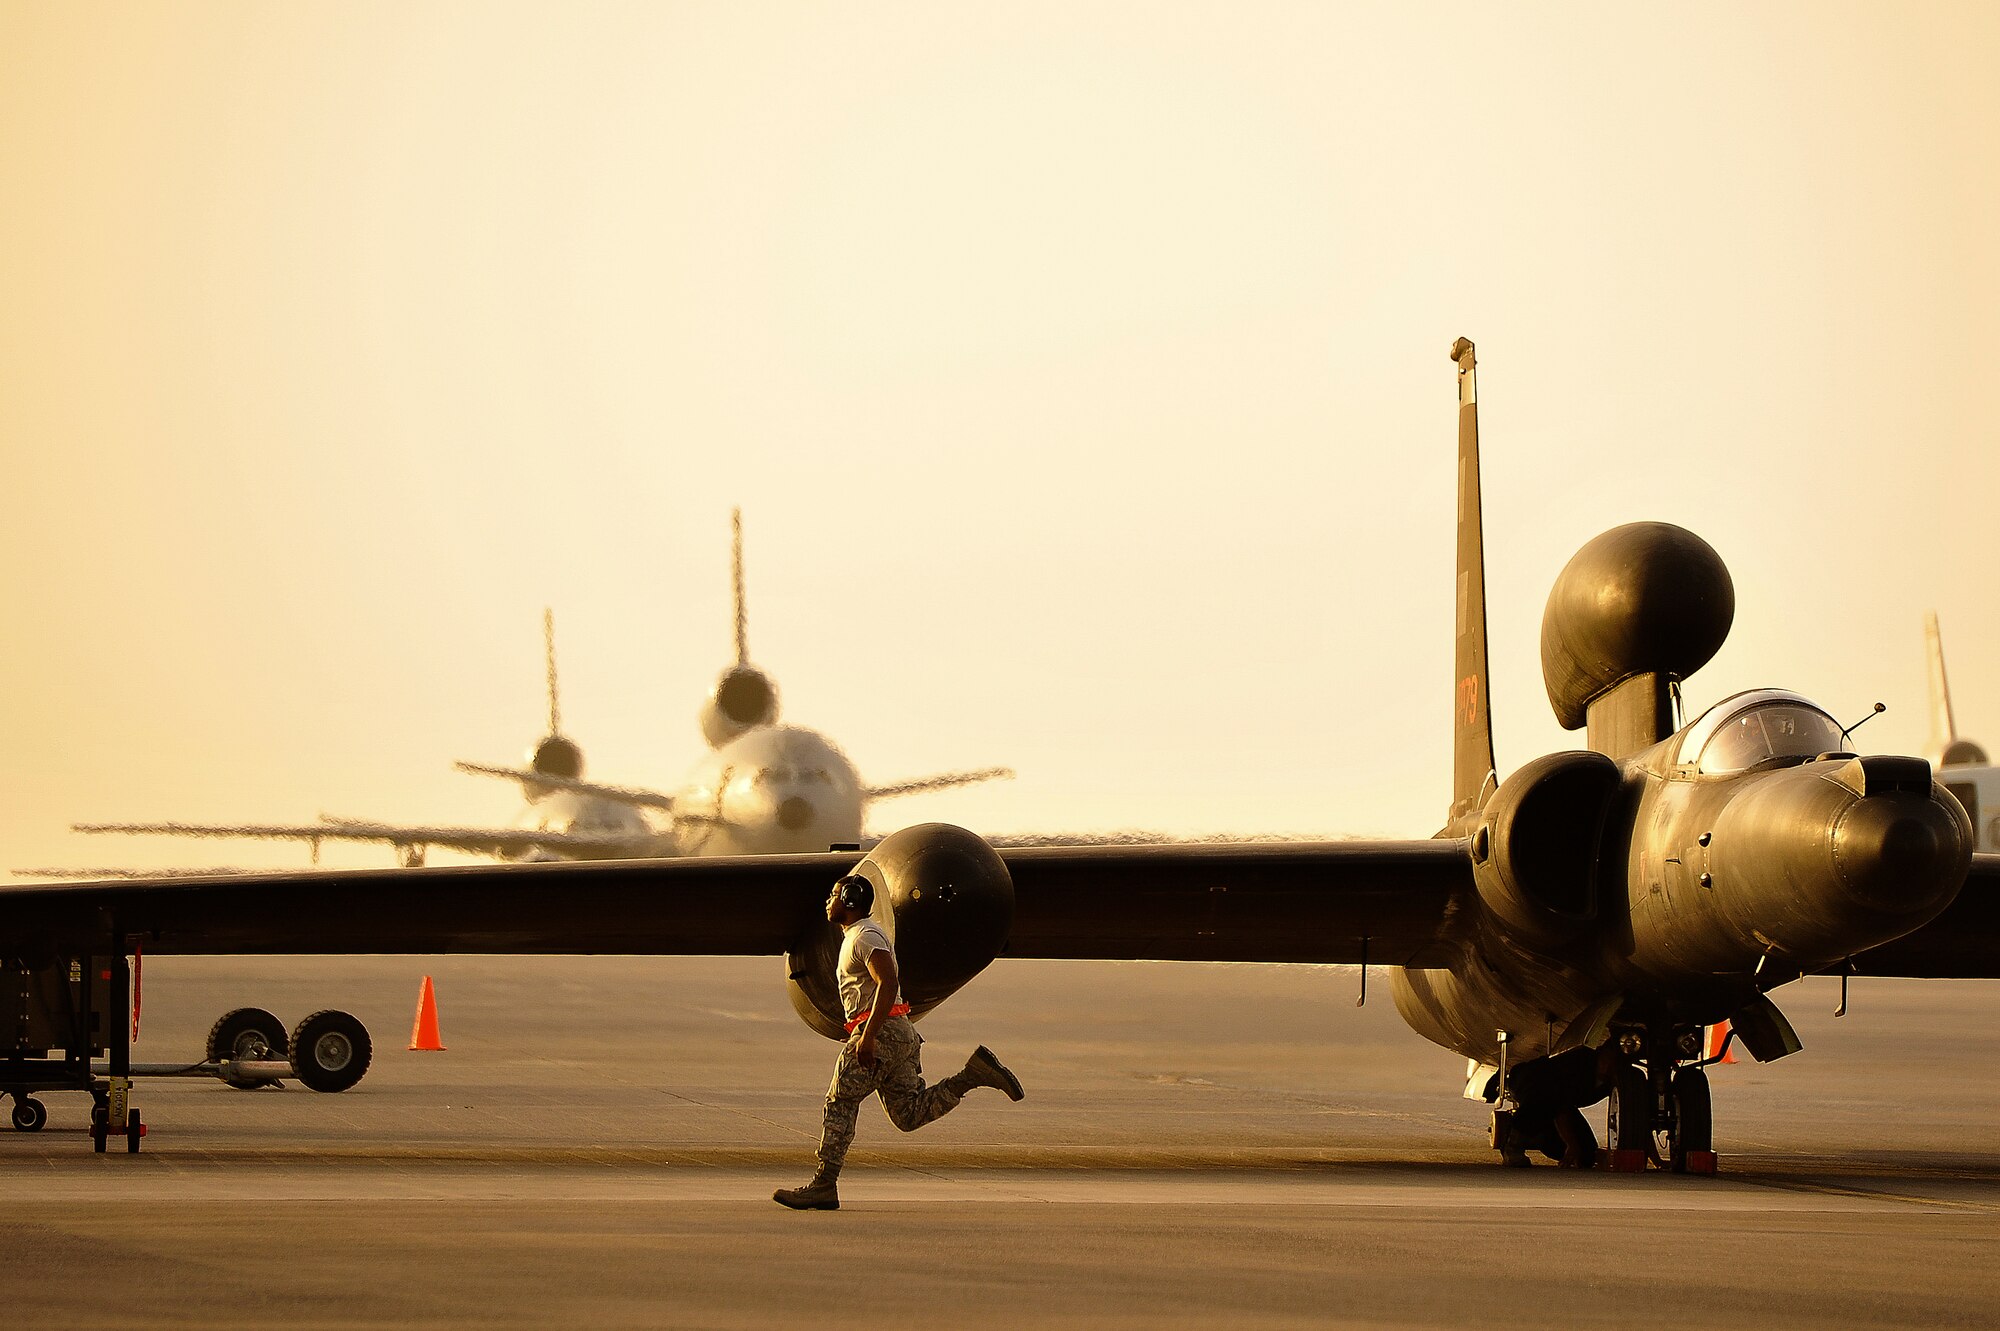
xmin=7 ymin=339 xmax=1994 ymax=1168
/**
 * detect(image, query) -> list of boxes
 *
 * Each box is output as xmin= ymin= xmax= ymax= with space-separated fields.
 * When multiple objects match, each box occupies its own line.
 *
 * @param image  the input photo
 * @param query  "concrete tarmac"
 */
xmin=5 ymin=956 xmax=1999 ymax=1328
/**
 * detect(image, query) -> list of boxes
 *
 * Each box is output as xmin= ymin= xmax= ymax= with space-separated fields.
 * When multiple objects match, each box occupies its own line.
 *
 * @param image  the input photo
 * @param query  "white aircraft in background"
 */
xmin=455 ymin=511 xmax=1009 ymax=856
xmin=1928 ymin=610 xmax=1999 ymax=853
xmin=59 ymin=512 xmax=1009 ymax=870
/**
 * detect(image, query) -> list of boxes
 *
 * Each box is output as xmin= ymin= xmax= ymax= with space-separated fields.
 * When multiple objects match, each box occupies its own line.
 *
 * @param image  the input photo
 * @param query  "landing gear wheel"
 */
xmin=11 ymin=1096 xmax=47 ymax=1131
xmin=1606 ymin=1062 xmax=1652 ymax=1159
xmin=90 ymin=1101 xmax=108 ymax=1154
xmin=125 ymin=1111 xmax=143 ymax=1154
xmin=289 ymin=1009 xmax=372 ymax=1093
xmin=207 ymin=1006 xmax=289 ymax=1089
xmin=1669 ymin=1066 xmax=1712 ymax=1173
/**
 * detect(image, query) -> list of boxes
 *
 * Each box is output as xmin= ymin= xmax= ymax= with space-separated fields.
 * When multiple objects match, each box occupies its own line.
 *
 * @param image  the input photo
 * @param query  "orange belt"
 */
xmin=845 ymin=1003 xmax=910 ymax=1034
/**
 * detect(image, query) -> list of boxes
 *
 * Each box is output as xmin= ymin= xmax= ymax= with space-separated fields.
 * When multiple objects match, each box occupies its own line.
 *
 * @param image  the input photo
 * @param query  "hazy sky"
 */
xmin=3 ymin=3 xmax=1996 ymax=874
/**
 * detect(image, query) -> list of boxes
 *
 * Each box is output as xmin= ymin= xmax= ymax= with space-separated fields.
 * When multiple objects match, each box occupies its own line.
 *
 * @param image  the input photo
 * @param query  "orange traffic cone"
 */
xmin=1704 ymin=1020 xmax=1736 ymax=1065
xmin=409 ymin=975 xmax=446 ymax=1051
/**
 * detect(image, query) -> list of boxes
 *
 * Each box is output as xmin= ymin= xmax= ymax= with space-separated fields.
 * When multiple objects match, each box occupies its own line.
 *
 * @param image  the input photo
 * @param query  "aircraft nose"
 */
xmin=1832 ymin=794 xmax=1965 ymax=914
xmin=777 ymin=796 xmax=815 ymax=831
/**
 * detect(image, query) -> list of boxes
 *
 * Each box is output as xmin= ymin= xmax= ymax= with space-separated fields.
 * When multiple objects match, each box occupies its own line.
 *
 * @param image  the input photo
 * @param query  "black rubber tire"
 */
xmin=11 ymin=1097 xmax=46 ymax=1132
xmin=91 ymin=1113 xmax=107 ymax=1153
xmin=1606 ymin=1063 xmax=1652 ymax=1151
xmin=1669 ymin=1066 xmax=1712 ymax=1172
xmin=207 ymin=1006 xmax=289 ymax=1089
xmin=289 ymin=1009 xmax=372 ymax=1093
xmin=126 ymin=1111 xmax=142 ymax=1154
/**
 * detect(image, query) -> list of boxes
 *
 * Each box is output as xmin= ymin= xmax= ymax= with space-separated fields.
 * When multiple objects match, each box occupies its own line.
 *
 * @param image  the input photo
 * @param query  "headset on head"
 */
xmin=834 ymin=873 xmax=874 ymax=914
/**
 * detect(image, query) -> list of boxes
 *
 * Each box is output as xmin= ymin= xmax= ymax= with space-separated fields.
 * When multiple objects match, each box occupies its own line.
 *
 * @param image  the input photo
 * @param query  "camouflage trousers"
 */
xmin=814 ymin=1016 xmax=969 ymax=1180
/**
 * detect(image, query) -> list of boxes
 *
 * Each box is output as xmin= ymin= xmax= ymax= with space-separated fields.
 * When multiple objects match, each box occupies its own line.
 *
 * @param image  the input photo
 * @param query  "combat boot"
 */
xmin=773 ymin=1175 xmax=839 ymax=1210
xmin=958 ymin=1046 xmax=1025 ymax=1101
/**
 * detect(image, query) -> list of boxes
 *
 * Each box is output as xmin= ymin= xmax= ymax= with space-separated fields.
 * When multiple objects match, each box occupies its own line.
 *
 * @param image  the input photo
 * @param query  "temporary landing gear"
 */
xmin=10 ymin=1095 xmax=47 ymax=1132
xmin=7 ymin=956 xmax=373 ymax=1151
xmin=207 ymin=1007 xmax=290 ymax=1089
xmin=289 ymin=1010 xmax=373 ymax=1093
xmin=86 ymin=1080 xmax=145 ymax=1154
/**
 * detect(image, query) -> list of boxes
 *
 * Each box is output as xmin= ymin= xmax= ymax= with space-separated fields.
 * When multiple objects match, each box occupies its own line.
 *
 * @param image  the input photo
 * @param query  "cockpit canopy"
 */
xmin=1677 ymin=689 xmax=1848 ymax=775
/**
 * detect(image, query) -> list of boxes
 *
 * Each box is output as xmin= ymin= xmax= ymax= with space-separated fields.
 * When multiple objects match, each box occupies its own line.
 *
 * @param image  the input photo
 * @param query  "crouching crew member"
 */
xmin=1492 ymin=1043 xmax=1622 ymax=1168
xmin=775 ymin=873 xmax=1024 ymax=1211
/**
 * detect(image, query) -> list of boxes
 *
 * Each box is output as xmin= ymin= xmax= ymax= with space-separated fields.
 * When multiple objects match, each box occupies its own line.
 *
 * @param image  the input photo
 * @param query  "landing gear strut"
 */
xmin=1605 ymin=1023 xmax=1717 ymax=1174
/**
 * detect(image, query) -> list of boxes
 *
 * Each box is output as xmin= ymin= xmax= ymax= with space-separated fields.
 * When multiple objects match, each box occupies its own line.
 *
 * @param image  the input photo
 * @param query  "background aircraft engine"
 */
xmin=1540 ymin=522 xmax=1734 ymax=728
xmin=699 ymin=666 xmax=779 ymax=748
xmin=784 ymin=823 xmax=1014 ymax=1041
xmin=1941 ymin=738 xmax=1990 ymax=767
xmin=1469 ymin=750 xmax=1621 ymax=948
xmin=529 ymin=734 xmax=584 ymax=780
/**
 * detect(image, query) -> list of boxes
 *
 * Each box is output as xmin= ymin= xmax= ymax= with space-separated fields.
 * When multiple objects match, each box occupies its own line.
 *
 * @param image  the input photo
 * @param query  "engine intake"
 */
xmin=1470 ymin=751 xmax=1621 ymax=948
xmin=786 ymin=823 xmax=1014 ymax=1040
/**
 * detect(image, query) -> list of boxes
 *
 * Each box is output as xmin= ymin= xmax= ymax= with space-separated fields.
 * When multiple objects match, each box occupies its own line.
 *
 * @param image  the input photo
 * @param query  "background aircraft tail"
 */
xmin=1449 ymin=337 xmax=1498 ymax=822
xmin=529 ymin=608 xmax=584 ymax=779
xmin=1927 ymin=611 xmax=1989 ymax=767
xmin=701 ymin=508 xmax=780 ymax=747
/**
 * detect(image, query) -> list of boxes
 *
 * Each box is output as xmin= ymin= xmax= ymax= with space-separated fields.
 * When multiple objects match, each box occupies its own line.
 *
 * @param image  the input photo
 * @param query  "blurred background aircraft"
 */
xmin=47 ymin=512 xmax=1009 ymax=870
xmin=1928 ymin=611 xmax=1998 ymax=852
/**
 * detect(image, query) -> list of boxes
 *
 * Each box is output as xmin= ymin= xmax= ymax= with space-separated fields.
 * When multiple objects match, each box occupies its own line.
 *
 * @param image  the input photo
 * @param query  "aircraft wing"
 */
xmin=453 ymin=763 xmax=679 ymax=812
xmin=1847 ymin=852 xmax=2000 ymax=978
xmin=72 ymin=819 xmax=662 ymax=860
xmin=1001 ymin=839 xmax=1470 ymax=965
xmin=0 ymin=838 xmax=1473 ymax=964
xmin=863 ymin=767 xmax=1014 ymax=801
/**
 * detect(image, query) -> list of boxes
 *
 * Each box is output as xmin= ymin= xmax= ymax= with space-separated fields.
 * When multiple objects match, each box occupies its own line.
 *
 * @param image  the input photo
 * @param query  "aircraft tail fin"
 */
xmin=528 ymin=608 xmax=583 ymax=779
xmin=544 ymin=608 xmax=561 ymax=737
xmin=732 ymin=507 xmax=749 ymax=667
xmin=1926 ymin=611 xmax=1988 ymax=767
xmin=1450 ymin=337 xmax=1498 ymax=822
xmin=1927 ymin=611 xmax=1957 ymax=759
xmin=699 ymin=508 xmax=781 ymax=746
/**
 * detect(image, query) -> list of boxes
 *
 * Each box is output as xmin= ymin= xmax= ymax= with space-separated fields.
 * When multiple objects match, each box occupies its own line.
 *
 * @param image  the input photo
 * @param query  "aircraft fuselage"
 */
xmin=1939 ymin=765 xmax=2000 ymax=853
xmin=673 ymin=724 xmax=867 ymax=857
xmin=1392 ymin=692 xmax=1973 ymax=1067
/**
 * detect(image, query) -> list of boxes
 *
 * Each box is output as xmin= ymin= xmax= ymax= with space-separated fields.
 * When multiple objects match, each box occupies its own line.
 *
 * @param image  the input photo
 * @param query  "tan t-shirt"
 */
xmin=837 ymin=918 xmax=893 ymax=1021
